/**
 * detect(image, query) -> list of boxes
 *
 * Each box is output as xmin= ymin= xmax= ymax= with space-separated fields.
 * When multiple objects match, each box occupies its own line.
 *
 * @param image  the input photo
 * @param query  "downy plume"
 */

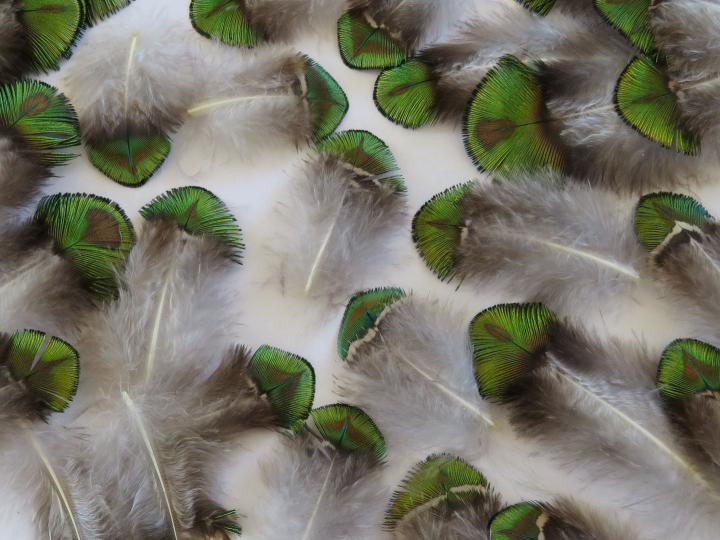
xmin=336 ymin=288 xmax=493 ymax=459
xmin=73 ymin=187 xmax=315 ymax=538
xmin=470 ymin=303 xmax=720 ymax=538
xmin=271 ymin=130 xmax=406 ymax=303
xmin=255 ymin=404 xmax=387 ymax=540
xmin=413 ymin=174 xmax=644 ymax=314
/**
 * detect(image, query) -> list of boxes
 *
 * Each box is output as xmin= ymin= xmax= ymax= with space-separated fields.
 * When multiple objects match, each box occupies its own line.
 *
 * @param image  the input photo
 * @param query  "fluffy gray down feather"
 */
xmin=0 ymin=136 xmax=50 ymax=226
xmin=0 ymin=3 xmax=30 ymax=82
xmin=541 ymin=498 xmax=649 ymax=540
xmin=243 ymin=0 xmax=349 ymax=42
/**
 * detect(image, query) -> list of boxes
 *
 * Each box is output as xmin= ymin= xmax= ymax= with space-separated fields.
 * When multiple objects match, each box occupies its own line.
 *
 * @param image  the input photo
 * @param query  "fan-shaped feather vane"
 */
xmin=271 ymin=130 xmax=405 ymax=303
xmin=255 ymin=404 xmax=387 ymax=540
xmin=80 ymin=0 xmax=134 ymax=26
xmin=413 ymin=175 xmax=643 ymax=313
xmin=336 ymin=288 xmax=494 ymax=461
xmin=470 ymin=302 xmax=720 ymax=538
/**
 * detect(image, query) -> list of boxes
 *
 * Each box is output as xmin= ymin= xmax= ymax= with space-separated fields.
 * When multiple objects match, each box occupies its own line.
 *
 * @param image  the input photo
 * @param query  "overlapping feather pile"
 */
xmin=3 ymin=0 xmax=720 ymax=539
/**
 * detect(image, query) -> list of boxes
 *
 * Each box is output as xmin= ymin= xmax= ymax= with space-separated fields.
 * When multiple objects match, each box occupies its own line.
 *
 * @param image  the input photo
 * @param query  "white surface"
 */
xmin=3 ymin=0 xmax=720 ymax=538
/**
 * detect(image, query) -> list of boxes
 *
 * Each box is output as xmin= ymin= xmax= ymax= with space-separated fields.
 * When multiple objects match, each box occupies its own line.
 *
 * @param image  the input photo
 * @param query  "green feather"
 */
xmin=0 ymin=80 xmax=79 ymax=165
xmin=374 ymin=59 xmax=438 ymax=129
xmin=18 ymin=0 xmax=83 ymax=72
xmin=189 ymin=0 xmax=256 ymax=47
xmin=337 ymin=9 xmax=406 ymax=70
xmin=464 ymin=55 xmax=565 ymax=176
xmin=4 ymin=329 xmax=79 ymax=413
xmin=634 ymin=192 xmax=711 ymax=252
xmin=33 ymin=193 xmax=136 ymax=299
xmin=303 ymin=56 xmax=348 ymax=141
xmin=249 ymin=346 xmax=315 ymax=430
xmin=658 ymin=339 xmax=720 ymax=400
xmin=469 ymin=303 xmax=557 ymax=402
xmin=337 ymin=287 xmax=406 ymax=360
xmin=615 ymin=56 xmax=699 ymax=155
xmin=412 ymin=182 xmax=473 ymax=281
xmin=514 ymin=0 xmax=556 ymax=16
xmin=594 ymin=0 xmax=655 ymax=54
xmin=139 ymin=186 xmax=244 ymax=263
xmin=316 ymin=129 xmax=406 ymax=192
xmin=384 ymin=454 xmax=489 ymax=531
xmin=309 ymin=404 xmax=386 ymax=460
xmin=207 ymin=509 xmax=242 ymax=536
xmin=489 ymin=502 xmax=547 ymax=540
xmin=80 ymin=0 xmax=134 ymax=26
xmin=85 ymin=133 xmax=171 ymax=187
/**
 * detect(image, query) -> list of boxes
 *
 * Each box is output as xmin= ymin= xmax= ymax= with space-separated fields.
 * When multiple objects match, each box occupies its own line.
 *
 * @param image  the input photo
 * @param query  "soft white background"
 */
xmin=3 ymin=0 xmax=720 ymax=537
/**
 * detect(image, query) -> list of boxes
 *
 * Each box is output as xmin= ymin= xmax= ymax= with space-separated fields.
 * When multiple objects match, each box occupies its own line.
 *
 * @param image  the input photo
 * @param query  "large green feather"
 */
xmin=514 ymin=0 xmax=556 ymax=15
xmin=374 ymin=59 xmax=438 ymax=129
xmin=139 ymin=186 xmax=245 ymax=263
xmin=303 ymin=56 xmax=348 ymax=141
xmin=594 ymin=0 xmax=655 ymax=54
xmin=489 ymin=502 xmax=547 ymax=540
xmin=337 ymin=9 xmax=406 ymax=70
xmin=464 ymin=55 xmax=565 ymax=176
xmin=189 ymin=0 xmax=256 ymax=47
xmin=634 ymin=192 xmax=711 ymax=252
xmin=615 ymin=56 xmax=699 ymax=155
xmin=658 ymin=339 xmax=720 ymax=400
xmin=309 ymin=404 xmax=386 ymax=460
xmin=469 ymin=303 xmax=557 ymax=402
xmin=79 ymin=0 xmax=133 ymax=25
xmin=86 ymin=133 xmax=171 ymax=187
xmin=18 ymin=0 xmax=83 ymax=73
xmin=4 ymin=329 xmax=79 ymax=413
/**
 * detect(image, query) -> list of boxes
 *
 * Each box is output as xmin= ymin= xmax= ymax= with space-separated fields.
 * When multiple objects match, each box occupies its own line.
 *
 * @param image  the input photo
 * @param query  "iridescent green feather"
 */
xmin=85 ymin=133 xmax=171 ymax=187
xmin=384 ymin=454 xmax=488 ymax=531
xmin=615 ymin=56 xmax=699 ymax=155
xmin=189 ymin=0 xmax=256 ymax=47
xmin=18 ymin=0 xmax=83 ymax=72
xmin=658 ymin=339 xmax=720 ymax=400
xmin=4 ymin=330 xmax=79 ymax=413
xmin=316 ymin=129 xmax=406 ymax=192
xmin=634 ymin=192 xmax=711 ymax=252
xmin=464 ymin=55 xmax=565 ymax=175
xmin=249 ymin=346 xmax=315 ymax=430
xmin=469 ymin=303 xmax=557 ymax=402
xmin=33 ymin=193 xmax=136 ymax=299
xmin=303 ymin=56 xmax=348 ymax=141
xmin=139 ymin=186 xmax=244 ymax=263
xmin=207 ymin=509 xmax=242 ymax=536
xmin=412 ymin=182 xmax=473 ymax=281
xmin=337 ymin=9 xmax=406 ymax=70
xmin=0 ymin=80 xmax=79 ymax=165
xmin=309 ymin=404 xmax=386 ymax=460
xmin=80 ymin=0 xmax=134 ymax=26
xmin=594 ymin=0 xmax=655 ymax=54
xmin=515 ymin=0 xmax=556 ymax=16
xmin=374 ymin=59 xmax=437 ymax=129
xmin=337 ymin=287 xmax=406 ymax=360
xmin=490 ymin=502 xmax=547 ymax=540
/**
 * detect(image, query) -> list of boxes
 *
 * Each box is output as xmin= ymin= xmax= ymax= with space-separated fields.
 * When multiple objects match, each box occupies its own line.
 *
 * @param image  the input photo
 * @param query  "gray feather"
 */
xmin=0 ymin=3 xmax=30 ymax=82
xmin=541 ymin=498 xmax=648 ymax=540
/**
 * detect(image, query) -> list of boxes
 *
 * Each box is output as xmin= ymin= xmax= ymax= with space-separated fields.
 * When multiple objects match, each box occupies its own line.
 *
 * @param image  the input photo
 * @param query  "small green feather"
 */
xmin=464 ymin=55 xmax=565 ymax=176
xmin=4 ymin=329 xmax=79 ymax=413
xmin=337 ymin=287 xmax=406 ymax=360
xmin=0 ymin=80 xmax=79 ymax=165
xmin=86 ymin=133 xmax=171 ymax=187
xmin=139 ymin=186 xmax=244 ymax=263
xmin=412 ymin=182 xmax=473 ymax=281
xmin=615 ymin=56 xmax=699 ymax=155
xmin=384 ymin=454 xmax=489 ymax=531
xmin=33 ymin=193 xmax=136 ymax=299
xmin=469 ymin=303 xmax=557 ymax=402
xmin=658 ymin=339 xmax=720 ymax=400
xmin=80 ymin=0 xmax=134 ymax=26
xmin=189 ymin=0 xmax=256 ymax=47
xmin=316 ymin=129 xmax=406 ymax=192
xmin=374 ymin=59 xmax=438 ymax=129
xmin=309 ymin=404 xmax=386 ymax=460
xmin=594 ymin=0 xmax=655 ymax=54
xmin=303 ymin=56 xmax=348 ymax=141
xmin=249 ymin=346 xmax=315 ymax=430
xmin=634 ymin=192 xmax=711 ymax=252
xmin=337 ymin=9 xmax=406 ymax=70
xmin=18 ymin=0 xmax=83 ymax=73
xmin=515 ymin=0 xmax=556 ymax=15
xmin=207 ymin=509 xmax=242 ymax=536
xmin=489 ymin=502 xmax=547 ymax=540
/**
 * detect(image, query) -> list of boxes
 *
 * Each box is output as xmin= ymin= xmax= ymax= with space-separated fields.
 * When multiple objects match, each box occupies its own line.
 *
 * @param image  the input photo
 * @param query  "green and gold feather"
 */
xmin=658 ymin=339 xmax=720 ymax=400
xmin=85 ymin=132 xmax=171 ymax=187
xmin=189 ymin=0 xmax=256 ymax=48
xmin=515 ymin=0 xmax=556 ymax=15
xmin=634 ymin=192 xmax=711 ymax=252
xmin=594 ymin=0 xmax=655 ymax=55
xmin=80 ymin=0 xmax=133 ymax=26
xmin=303 ymin=56 xmax=348 ymax=141
xmin=337 ymin=8 xmax=406 ymax=70
xmin=374 ymin=58 xmax=437 ymax=129
xmin=308 ymin=403 xmax=386 ymax=460
xmin=490 ymin=502 xmax=547 ymax=540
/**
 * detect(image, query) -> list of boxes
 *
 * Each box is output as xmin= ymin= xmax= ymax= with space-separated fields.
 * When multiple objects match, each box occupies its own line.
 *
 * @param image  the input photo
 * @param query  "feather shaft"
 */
xmin=123 ymin=33 xmax=139 ymax=120
xmin=304 ymin=189 xmax=348 ymax=295
xmin=144 ymin=265 xmax=173 ymax=384
xmin=691 ymin=238 xmax=720 ymax=277
xmin=187 ymin=94 xmax=294 ymax=115
xmin=300 ymin=453 xmax=336 ymax=540
xmin=536 ymin=238 xmax=640 ymax=280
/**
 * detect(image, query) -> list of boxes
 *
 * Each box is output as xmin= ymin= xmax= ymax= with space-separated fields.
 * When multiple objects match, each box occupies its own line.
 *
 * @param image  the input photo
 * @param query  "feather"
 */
xmin=385 ymin=454 xmax=503 ymax=540
xmin=270 ymin=130 xmax=406 ymax=303
xmin=336 ymin=288 xmax=494 ymax=460
xmin=63 ymin=3 xmax=197 ymax=186
xmin=175 ymin=45 xmax=347 ymax=175
xmin=80 ymin=0 xmax=135 ymax=26
xmin=413 ymin=175 xmax=643 ymax=314
xmin=255 ymin=404 xmax=387 ymax=540
xmin=470 ymin=302 xmax=720 ymax=538
xmin=73 ymin=187 xmax=315 ymax=538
